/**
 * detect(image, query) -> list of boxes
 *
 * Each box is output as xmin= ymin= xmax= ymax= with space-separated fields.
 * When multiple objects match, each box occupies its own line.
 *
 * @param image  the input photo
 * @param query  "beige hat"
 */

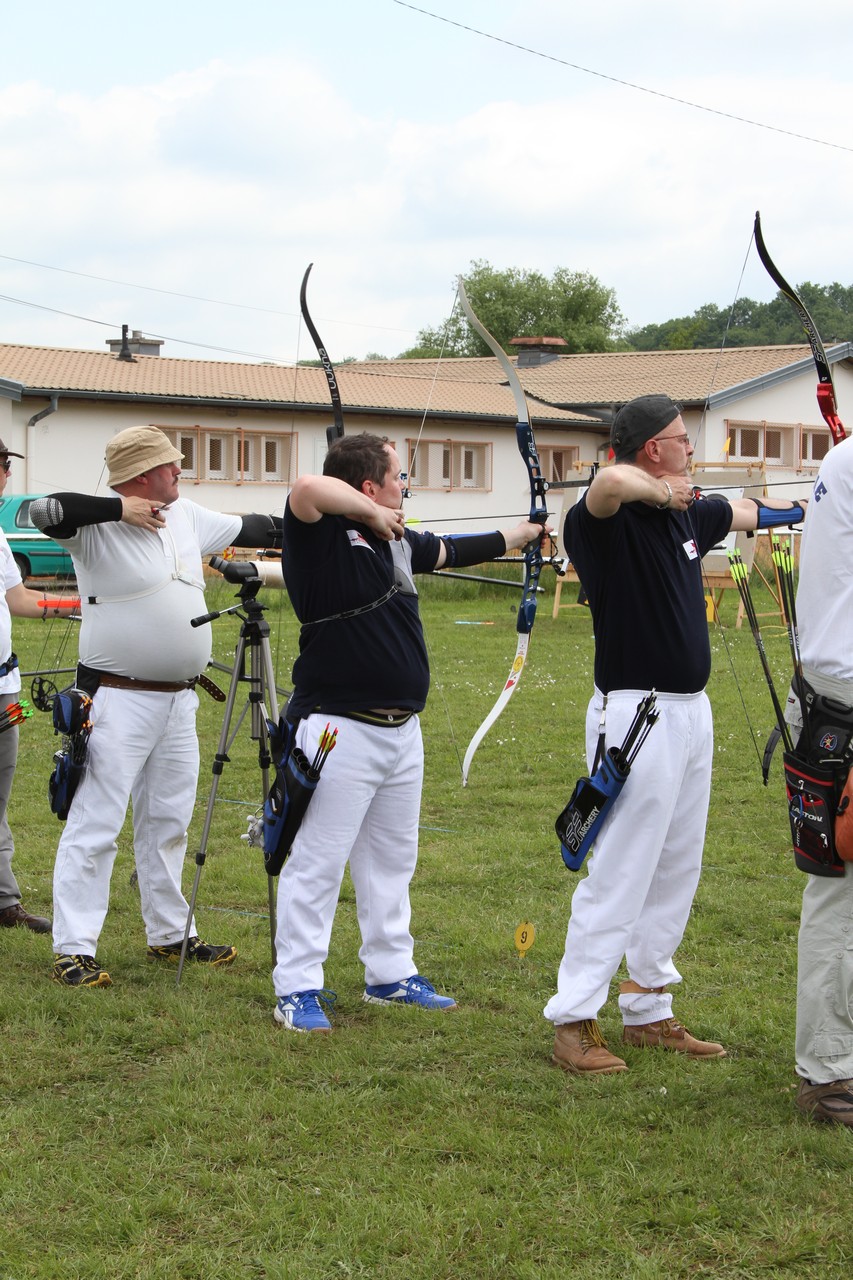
xmin=106 ymin=426 xmax=183 ymax=488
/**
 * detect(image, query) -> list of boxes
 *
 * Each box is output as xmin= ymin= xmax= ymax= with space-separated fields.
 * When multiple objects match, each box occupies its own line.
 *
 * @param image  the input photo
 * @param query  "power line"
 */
xmin=0 ymin=293 xmax=289 ymax=363
xmin=394 ymin=1 xmax=853 ymax=155
xmin=0 ymin=253 xmax=415 ymax=335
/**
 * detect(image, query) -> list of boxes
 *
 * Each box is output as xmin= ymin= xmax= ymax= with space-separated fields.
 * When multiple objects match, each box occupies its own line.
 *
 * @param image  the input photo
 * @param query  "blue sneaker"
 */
xmin=274 ymin=989 xmax=336 ymax=1033
xmin=363 ymin=974 xmax=456 ymax=1010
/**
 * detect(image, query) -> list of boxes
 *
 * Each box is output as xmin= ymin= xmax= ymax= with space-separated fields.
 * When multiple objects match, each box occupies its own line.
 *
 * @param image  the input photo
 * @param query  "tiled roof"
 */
xmin=2 ymin=340 xmax=846 ymax=424
xmin=0 ymin=344 xmax=592 ymax=425
xmin=515 ymin=345 xmax=824 ymax=407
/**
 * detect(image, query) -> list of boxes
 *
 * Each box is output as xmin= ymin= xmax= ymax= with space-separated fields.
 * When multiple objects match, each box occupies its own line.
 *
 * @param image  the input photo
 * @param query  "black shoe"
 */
xmin=52 ymin=953 xmax=112 ymax=987
xmin=0 ymin=902 xmax=51 ymax=933
xmin=147 ymin=936 xmax=237 ymax=966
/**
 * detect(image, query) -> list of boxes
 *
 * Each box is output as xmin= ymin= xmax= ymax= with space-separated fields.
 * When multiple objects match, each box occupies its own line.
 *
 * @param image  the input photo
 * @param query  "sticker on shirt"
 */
xmin=346 ymin=529 xmax=374 ymax=551
xmin=682 ymin=538 xmax=699 ymax=560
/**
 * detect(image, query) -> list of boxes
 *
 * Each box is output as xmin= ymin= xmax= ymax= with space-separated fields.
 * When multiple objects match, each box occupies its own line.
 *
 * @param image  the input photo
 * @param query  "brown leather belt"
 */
xmin=99 ymin=673 xmax=196 ymax=693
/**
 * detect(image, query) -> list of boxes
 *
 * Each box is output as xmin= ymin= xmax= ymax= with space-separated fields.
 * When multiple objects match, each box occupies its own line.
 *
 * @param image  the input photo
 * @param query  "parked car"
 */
xmin=0 ymin=494 xmax=75 ymax=580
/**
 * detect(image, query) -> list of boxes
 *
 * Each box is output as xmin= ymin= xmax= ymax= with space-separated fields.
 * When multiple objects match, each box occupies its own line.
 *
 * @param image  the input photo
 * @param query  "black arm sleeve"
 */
xmin=29 ymin=493 xmax=124 ymax=538
xmin=441 ymin=530 xmax=507 ymax=568
xmin=231 ymin=513 xmax=283 ymax=550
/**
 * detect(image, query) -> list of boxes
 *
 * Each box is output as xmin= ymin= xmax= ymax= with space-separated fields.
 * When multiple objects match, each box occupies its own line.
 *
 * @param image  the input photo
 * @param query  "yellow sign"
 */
xmin=514 ymin=920 xmax=536 ymax=957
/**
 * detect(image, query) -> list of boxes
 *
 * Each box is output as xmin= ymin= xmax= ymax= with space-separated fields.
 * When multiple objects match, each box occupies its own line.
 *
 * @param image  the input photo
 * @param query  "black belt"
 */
xmin=340 ymin=710 xmax=415 ymax=728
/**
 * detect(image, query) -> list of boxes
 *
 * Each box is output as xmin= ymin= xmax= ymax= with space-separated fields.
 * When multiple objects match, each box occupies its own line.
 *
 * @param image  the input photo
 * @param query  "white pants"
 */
xmin=52 ymin=686 xmax=200 ymax=955
xmin=544 ymin=689 xmax=713 ymax=1026
xmin=272 ymin=713 xmax=423 ymax=996
xmin=797 ymin=863 xmax=853 ymax=1083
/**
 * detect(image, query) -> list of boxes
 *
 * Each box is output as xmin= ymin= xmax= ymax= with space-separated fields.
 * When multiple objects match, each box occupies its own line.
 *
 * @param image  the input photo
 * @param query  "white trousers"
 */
xmin=52 ymin=686 xmax=200 ymax=955
xmin=544 ymin=689 xmax=713 ymax=1026
xmin=272 ymin=713 xmax=423 ymax=996
xmin=797 ymin=862 xmax=853 ymax=1083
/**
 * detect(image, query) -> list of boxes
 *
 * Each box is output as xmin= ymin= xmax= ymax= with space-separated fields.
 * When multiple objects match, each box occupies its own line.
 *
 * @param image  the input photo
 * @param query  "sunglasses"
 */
xmin=0 ymin=459 xmax=11 ymax=474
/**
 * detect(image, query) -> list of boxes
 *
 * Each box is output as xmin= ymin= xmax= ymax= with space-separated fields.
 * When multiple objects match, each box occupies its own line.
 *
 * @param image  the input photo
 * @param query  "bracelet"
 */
xmin=656 ymin=481 xmax=673 ymax=510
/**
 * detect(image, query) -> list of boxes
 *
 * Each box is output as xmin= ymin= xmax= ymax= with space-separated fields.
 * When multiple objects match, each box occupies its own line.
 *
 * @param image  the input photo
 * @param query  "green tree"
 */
xmin=626 ymin=282 xmax=853 ymax=350
xmin=397 ymin=260 xmax=625 ymax=358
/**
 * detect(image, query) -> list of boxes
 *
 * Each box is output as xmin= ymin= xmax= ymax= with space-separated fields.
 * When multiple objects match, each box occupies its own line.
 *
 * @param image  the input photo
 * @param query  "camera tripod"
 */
xmin=176 ymin=557 xmax=286 ymax=985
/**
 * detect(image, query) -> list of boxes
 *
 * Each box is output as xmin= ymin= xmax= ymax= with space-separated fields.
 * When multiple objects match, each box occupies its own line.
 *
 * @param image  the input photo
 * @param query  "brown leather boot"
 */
xmin=552 ymin=1020 xmax=628 ymax=1075
xmin=0 ymin=902 xmax=51 ymax=933
xmin=622 ymin=1018 xmax=726 ymax=1057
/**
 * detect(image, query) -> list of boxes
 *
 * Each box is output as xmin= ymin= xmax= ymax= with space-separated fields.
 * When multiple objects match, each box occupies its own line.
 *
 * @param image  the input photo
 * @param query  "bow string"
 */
xmin=456 ymin=276 xmax=549 ymax=785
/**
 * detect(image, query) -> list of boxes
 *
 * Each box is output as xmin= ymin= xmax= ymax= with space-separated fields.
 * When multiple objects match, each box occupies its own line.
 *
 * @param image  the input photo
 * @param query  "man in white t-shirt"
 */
xmin=32 ymin=426 xmax=282 ymax=987
xmin=787 ymin=436 xmax=853 ymax=1126
xmin=0 ymin=437 xmax=75 ymax=935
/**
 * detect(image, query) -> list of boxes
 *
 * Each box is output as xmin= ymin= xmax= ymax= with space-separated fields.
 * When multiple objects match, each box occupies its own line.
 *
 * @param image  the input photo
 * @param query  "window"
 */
xmin=406 ymin=439 xmax=491 ymax=491
xmin=178 ymin=434 xmax=197 ymax=479
xmin=157 ymin=426 xmax=295 ymax=483
xmin=16 ymin=500 xmax=35 ymax=529
xmin=539 ymin=445 xmax=579 ymax=483
xmin=802 ymin=429 xmax=830 ymax=465
xmin=207 ymin=434 xmax=229 ymax=480
xmin=726 ymin=421 xmax=794 ymax=467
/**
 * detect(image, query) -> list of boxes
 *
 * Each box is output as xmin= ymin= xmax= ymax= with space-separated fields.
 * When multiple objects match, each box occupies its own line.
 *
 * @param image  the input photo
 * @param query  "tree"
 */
xmin=626 ymin=283 xmax=853 ymax=350
xmin=396 ymin=260 xmax=626 ymax=359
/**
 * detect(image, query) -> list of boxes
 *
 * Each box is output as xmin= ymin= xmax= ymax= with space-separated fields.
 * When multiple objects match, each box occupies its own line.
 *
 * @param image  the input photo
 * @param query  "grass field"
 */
xmin=1 ymin=569 xmax=850 ymax=1280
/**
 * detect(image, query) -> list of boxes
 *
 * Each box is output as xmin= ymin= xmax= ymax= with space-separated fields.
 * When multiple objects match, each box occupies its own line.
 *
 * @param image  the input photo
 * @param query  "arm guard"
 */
xmin=753 ymin=500 xmax=806 ymax=530
xmin=231 ymin=513 xmax=283 ymax=549
xmin=29 ymin=494 xmax=123 ymax=538
xmin=441 ymin=530 xmax=506 ymax=569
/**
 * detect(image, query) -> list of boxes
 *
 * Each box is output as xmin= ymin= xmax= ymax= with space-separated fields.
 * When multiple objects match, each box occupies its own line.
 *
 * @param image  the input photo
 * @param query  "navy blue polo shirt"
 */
xmin=564 ymin=494 xmax=733 ymax=694
xmin=281 ymin=500 xmax=442 ymax=719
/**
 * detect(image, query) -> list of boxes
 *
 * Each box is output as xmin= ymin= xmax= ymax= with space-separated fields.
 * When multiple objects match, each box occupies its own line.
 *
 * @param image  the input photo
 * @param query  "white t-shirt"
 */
xmin=62 ymin=496 xmax=241 ymax=681
xmin=0 ymin=531 xmax=22 ymax=695
xmin=797 ymin=436 xmax=853 ymax=680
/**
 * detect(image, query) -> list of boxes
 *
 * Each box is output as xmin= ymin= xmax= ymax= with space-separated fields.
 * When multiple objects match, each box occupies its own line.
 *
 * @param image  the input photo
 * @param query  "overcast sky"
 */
xmin=1 ymin=0 xmax=851 ymax=367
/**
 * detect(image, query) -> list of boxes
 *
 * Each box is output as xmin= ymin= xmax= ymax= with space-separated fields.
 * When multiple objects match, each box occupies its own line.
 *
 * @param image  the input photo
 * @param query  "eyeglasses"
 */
xmin=655 ymin=433 xmax=690 ymax=447
xmin=0 ymin=459 xmax=10 ymax=474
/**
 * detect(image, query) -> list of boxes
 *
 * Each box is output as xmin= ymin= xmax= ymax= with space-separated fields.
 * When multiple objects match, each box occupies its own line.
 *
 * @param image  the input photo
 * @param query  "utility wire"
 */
xmin=394 ymin=1 xmax=853 ymax=155
xmin=0 ymin=252 xmax=414 ymax=335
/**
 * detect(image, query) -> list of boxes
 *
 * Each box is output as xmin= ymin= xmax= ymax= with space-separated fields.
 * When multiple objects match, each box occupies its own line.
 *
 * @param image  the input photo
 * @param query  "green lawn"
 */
xmin=1 ymin=572 xmax=850 ymax=1280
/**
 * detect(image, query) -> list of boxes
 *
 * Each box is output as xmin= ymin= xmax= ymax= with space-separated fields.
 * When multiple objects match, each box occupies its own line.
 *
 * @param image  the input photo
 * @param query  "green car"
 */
xmin=0 ymin=494 xmax=75 ymax=580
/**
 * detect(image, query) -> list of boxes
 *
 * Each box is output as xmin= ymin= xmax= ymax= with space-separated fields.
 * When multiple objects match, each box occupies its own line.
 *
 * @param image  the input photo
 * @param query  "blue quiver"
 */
xmin=555 ymin=748 xmax=629 ymax=872
xmin=261 ymin=718 xmax=320 ymax=876
xmin=48 ymin=688 xmax=92 ymax=821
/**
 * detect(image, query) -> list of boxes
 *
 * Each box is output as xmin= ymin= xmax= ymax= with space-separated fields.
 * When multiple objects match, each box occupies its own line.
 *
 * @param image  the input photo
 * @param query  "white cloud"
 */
xmin=0 ymin=2 xmax=852 ymax=363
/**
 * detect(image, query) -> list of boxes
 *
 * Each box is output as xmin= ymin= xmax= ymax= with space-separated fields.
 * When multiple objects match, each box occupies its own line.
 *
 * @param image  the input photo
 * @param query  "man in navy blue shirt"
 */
xmin=273 ymin=431 xmax=545 ymax=1033
xmin=545 ymin=394 xmax=808 ymax=1074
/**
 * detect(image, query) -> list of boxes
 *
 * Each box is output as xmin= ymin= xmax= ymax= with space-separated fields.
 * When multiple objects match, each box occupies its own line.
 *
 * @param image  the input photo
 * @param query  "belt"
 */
xmin=98 ymin=673 xmax=197 ymax=693
xmin=344 ymin=709 xmax=415 ymax=728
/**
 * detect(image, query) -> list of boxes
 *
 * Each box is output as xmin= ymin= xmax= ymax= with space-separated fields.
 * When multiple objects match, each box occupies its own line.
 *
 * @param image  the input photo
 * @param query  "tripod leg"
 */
xmin=267 ymin=876 xmax=277 ymax=966
xmin=177 ymin=609 xmax=286 ymax=986
xmin=250 ymin=631 xmax=282 ymax=967
xmin=176 ymin=633 xmax=251 ymax=985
